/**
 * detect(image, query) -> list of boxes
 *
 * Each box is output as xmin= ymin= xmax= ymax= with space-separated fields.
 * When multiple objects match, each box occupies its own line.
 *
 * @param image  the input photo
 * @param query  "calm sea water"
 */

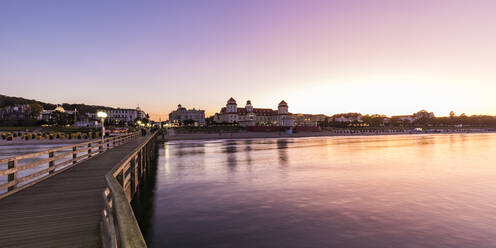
xmin=0 ymin=144 xmax=79 ymax=190
xmin=0 ymin=144 xmax=71 ymax=160
xmin=133 ymin=134 xmax=496 ymax=248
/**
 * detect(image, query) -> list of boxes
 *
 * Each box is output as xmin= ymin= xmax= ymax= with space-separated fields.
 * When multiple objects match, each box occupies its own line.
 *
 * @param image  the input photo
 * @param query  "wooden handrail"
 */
xmin=102 ymin=132 xmax=157 ymax=248
xmin=0 ymin=134 xmax=133 ymax=163
xmin=0 ymin=132 xmax=139 ymax=199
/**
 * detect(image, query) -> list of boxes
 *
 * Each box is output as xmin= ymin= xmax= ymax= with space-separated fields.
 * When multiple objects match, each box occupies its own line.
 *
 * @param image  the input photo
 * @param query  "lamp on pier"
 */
xmin=97 ymin=111 xmax=108 ymax=143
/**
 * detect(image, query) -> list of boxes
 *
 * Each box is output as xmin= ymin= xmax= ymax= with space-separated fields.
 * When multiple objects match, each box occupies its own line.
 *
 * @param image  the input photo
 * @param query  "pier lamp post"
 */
xmin=97 ymin=111 xmax=108 ymax=143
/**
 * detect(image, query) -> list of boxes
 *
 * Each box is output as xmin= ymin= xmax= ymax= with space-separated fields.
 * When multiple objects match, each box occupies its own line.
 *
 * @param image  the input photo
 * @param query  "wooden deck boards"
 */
xmin=0 ymin=136 xmax=148 ymax=248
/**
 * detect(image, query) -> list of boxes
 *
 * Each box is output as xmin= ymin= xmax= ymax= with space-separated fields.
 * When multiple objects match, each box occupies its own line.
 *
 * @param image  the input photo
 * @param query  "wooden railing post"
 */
xmin=137 ymin=150 xmax=142 ymax=180
xmin=49 ymin=152 xmax=55 ymax=174
xmin=147 ymin=143 xmax=151 ymax=166
xmin=145 ymin=144 xmax=148 ymax=167
xmin=8 ymin=159 xmax=17 ymax=191
xmin=143 ymin=144 xmax=146 ymax=166
xmin=117 ymin=170 xmax=124 ymax=186
xmin=143 ymin=147 xmax=147 ymax=173
xmin=130 ymin=158 xmax=136 ymax=195
xmin=72 ymin=146 xmax=77 ymax=164
xmin=88 ymin=143 xmax=92 ymax=158
xmin=99 ymin=140 xmax=103 ymax=153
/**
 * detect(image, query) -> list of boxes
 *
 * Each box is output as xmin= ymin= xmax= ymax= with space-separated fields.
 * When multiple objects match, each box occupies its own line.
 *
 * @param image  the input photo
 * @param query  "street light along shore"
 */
xmin=97 ymin=111 xmax=107 ymax=143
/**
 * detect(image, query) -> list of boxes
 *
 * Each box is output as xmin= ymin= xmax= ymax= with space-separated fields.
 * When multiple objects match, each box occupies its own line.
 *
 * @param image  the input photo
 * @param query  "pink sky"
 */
xmin=1 ymin=0 xmax=496 ymax=120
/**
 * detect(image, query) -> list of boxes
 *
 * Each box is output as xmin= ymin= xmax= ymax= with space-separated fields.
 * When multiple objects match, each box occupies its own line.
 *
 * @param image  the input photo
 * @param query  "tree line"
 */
xmin=320 ymin=113 xmax=496 ymax=128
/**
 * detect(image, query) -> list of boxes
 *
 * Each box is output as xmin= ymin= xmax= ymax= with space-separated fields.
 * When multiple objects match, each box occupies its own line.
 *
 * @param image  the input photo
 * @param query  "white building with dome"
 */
xmin=213 ymin=97 xmax=294 ymax=127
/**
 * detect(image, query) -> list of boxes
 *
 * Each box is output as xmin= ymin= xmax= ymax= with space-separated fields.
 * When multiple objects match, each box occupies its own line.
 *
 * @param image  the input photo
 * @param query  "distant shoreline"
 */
xmin=162 ymin=130 xmax=496 ymax=141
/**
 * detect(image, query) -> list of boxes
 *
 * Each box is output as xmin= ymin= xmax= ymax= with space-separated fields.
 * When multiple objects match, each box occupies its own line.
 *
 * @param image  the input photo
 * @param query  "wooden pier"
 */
xmin=0 ymin=132 xmax=156 ymax=248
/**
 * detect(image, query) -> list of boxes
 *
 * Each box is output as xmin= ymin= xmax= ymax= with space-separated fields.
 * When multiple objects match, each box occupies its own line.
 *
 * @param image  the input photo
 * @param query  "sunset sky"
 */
xmin=1 ymin=0 xmax=495 ymax=120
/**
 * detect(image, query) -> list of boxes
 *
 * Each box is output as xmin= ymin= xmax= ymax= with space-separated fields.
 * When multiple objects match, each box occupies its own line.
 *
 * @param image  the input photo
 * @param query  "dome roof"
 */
xmin=278 ymin=100 xmax=288 ymax=107
xmin=54 ymin=106 xmax=65 ymax=112
xmin=227 ymin=97 xmax=237 ymax=104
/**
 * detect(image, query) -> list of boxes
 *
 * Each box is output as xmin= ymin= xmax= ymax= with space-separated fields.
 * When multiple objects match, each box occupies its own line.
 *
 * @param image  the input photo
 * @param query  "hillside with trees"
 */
xmin=0 ymin=94 xmax=123 ymax=126
xmin=0 ymin=94 xmax=114 ymax=114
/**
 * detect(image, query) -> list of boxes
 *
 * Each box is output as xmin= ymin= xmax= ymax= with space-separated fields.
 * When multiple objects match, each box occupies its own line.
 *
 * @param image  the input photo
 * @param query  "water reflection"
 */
xmin=276 ymin=139 xmax=289 ymax=166
xmin=134 ymin=134 xmax=496 ymax=248
xmin=163 ymin=142 xmax=170 ymax=176
xmin=224 ymin=140 xmax=237 ymax=171
xmin=244 ymin=140 xmax=252 ymax=167
xmin=174 ymin=143 xmax=205 ymax=157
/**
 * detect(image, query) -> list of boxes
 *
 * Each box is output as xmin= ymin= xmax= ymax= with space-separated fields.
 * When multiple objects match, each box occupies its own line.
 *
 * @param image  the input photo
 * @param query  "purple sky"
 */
xmin=1 ymin=0 xmax=496 ymax=120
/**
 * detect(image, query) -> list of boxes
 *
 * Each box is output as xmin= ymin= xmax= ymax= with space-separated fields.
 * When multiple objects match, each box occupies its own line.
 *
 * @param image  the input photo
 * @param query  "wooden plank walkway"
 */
xmin=0 ymin=135 xmax=149 ymax=248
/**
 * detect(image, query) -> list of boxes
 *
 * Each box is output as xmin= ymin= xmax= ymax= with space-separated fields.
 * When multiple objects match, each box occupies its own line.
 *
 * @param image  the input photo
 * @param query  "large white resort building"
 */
xmin=213 ymin=98 xmax=294 ymax=127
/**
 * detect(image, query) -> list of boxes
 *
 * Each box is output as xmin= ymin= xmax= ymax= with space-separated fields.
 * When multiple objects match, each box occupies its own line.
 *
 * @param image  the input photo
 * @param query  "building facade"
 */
xmin=107 ymin=107 xmax=146 ymax=123
xmin=0 ymin=104 xmax=32 ymax=120
xmin=391 ymin=110 xmax=435 ymax=123
xmin=329 ymin=113 xmax=363 ymax=123
xmin=39 ymin=106 xmax=76 ymax=121
xmin=169 ymin=104 xmax=206 ymax=126
xmin=293 ymin=114 xmax=327 ymax=126
xmin=213 ymin=98 xmax=294 ymax=127
xmin=75 ymin=112 xmax=99 ymax=127
xmin=390 ymin=115 xmax=415 ymax=123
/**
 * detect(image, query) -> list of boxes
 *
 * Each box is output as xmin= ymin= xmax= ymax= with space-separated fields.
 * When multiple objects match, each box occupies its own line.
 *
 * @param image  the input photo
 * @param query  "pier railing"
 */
xmin=0 ymin=132 xmax=139 ymax=199
xmin=102 ymin=132 xmax=157 ymax=248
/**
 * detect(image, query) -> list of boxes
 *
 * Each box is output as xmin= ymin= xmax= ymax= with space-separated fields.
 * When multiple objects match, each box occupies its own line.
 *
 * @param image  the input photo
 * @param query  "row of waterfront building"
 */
xmin=169 ymin=98 xmax=296 ymax=127
xmin=0 ymin=97 xmax=437 ymax=128
xmin=168 ymin=97 xmax=437 ymax=127
xmin=42 ymin=106 xmax=147 ymax=126
xmin=0 ymin=104 xmax=147 ymax=127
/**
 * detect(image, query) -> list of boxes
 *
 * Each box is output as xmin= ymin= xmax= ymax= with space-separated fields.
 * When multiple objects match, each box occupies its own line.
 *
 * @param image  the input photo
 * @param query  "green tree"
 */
xmin=29 ymin=103 xmax=43 ymax=120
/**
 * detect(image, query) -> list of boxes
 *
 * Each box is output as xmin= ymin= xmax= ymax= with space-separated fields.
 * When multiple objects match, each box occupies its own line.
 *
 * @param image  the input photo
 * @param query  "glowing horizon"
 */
xmin=1 ymin=0 xmax=496 ymax=120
